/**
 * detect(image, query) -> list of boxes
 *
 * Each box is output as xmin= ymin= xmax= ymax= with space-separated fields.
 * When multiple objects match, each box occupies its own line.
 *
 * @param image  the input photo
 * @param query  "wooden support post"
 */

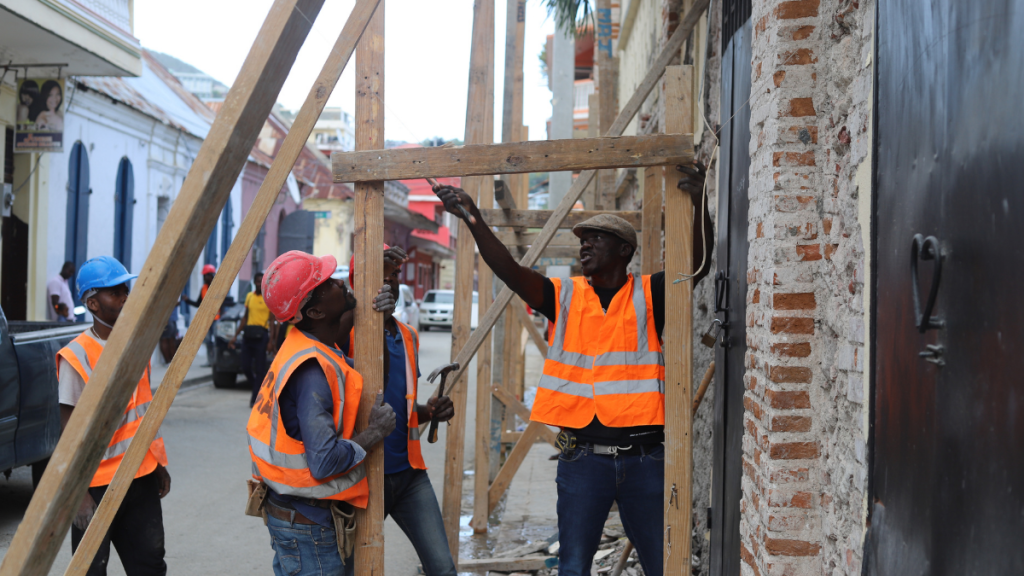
xmin=471 ymin=186 xmax=495 ymax=533
xmin=63 ymin=2 xmax=381 ymax=573
xmin=663 ymin=64 xmax=694 ymax=576
xmin=641 ymin=165 xmax=664 ymax=275
xmin=511 ymin=299 xmax=547 ymax=357
xmin=443 ymin=0 xmax=493 ymax=560
xmin=487 ymin=420 xmax=546 ymax=512
xmin=0 ymin=3 xmax=326 ymax=575
xmin=440 ymin=0 xmax=709 ymax=452
xmin=596 ymin=0 xmax=619 ymax=210
xmin=584 ymin=93 xmax=599 ymax=209
xmin=352 ymin=5 xmax=386 ymax=573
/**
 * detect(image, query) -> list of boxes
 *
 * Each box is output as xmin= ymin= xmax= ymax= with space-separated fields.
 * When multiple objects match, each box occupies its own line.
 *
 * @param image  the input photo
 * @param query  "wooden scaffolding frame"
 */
xmin=0 ymin=0 xmax=710 ymax=574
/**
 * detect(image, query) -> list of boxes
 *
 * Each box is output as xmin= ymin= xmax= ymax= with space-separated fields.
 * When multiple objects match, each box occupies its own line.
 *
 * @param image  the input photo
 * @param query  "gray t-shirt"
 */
xmin=58 ymin=330 xmax=104 ymax=407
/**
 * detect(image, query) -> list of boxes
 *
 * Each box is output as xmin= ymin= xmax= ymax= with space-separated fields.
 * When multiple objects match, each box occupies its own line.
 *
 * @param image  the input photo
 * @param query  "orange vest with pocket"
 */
xmin=248 ymin=328 xmax=368 ymax=507
xmin=531 ymin=274 xmax=665 ymax=429
xmin=57 ymin=332 xmax=169 ymax=488
xmin=347 ymin=320 xmax=426 ymax=470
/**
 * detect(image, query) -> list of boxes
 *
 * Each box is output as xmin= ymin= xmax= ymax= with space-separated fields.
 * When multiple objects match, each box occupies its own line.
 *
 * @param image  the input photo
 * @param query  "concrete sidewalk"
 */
xmin=150 ymin=348 xmax=213 ymax=391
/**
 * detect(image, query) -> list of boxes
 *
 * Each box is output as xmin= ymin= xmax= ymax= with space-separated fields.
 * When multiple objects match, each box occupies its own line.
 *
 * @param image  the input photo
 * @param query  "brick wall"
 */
xmin=739 ymin=1 xmax=873 ymax=575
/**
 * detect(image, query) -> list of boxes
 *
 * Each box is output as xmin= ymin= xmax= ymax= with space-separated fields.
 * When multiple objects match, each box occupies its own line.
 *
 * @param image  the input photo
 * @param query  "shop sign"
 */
xmin=15 ymin=78 xmax=65 ymax=153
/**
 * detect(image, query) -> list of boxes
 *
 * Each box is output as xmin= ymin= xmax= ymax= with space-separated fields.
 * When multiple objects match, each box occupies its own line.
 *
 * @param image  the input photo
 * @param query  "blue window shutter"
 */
xmin=220 ymin=199 xmax=233 ymax=264
xmin=113 ymin=157 xmax=134 ymax=270
xmin=65 ymin=142 xmax=90 ymax=303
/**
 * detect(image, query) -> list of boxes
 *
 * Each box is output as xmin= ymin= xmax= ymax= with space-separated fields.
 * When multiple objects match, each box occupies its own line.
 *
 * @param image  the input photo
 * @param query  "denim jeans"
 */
xmin=384 ymin=468 xmax=457 ymax=576
xmin=266 ymin=513 xmax=353 ymax=576
xmin=556 ymin=444 xmax=665 ymax=576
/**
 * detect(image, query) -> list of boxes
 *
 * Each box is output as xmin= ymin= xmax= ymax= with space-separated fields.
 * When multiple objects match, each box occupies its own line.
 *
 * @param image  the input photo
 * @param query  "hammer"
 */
xmin=425 ymin=362 xmax=460 ymax=443
xmin=426 ymin=177 xmax=477 ymax=225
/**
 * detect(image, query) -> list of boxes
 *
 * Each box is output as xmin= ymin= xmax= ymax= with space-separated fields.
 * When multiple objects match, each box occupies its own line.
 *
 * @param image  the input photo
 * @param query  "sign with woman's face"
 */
xmin=15 ymin=78 xmax=64 ymax=153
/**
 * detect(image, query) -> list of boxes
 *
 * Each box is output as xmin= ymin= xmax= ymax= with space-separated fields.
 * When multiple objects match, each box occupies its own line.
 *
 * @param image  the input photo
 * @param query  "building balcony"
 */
xmin=0 ymin=0 xmax=142 ymax=77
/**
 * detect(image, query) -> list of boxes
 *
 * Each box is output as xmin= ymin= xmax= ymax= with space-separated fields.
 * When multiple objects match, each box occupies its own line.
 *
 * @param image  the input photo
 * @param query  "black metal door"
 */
xmin=865 ymin=1 xmax=1024 ymax=574
xmin=710 ymin=2 xmax=751 ymax=574
xmin=277 ymin=210 xmax=314 ymax=255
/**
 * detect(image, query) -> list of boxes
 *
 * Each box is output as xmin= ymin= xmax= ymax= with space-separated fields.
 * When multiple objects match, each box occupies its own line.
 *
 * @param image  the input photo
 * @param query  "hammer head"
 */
xmin=427 ymin=362 xmax=460 ymax=383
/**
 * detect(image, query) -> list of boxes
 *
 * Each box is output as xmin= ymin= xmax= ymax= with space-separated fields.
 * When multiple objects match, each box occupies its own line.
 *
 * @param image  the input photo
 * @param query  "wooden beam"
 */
xmin=614 ymin=167 xmax=637 ymax=198
xmin=494 ymin=229 xmax=577 ymax=247
xmin=511 ymin=302 xmax=547 ymax=357
xmin=331 ymin=133 xmax=693 ymax=182
xmin=504 ymin=246 xmax=580 ymax=261
xmin=479 ymin=209 xmax=643 ymax=230
xmin=641 ymin=166 xmax=664 ymax=275
xmin=494 ymin=179 xmax=516 ymax=210
xmin=443 ymin=0 xmax=493 ymax=559
xmin=487 ymin=420 xmax=547 ymax=513
xmin=595 ymin=0 xmax=618 ymax=209
xmin=0 ymin=3 xmax=325 ymax=575
xmin=500 ymin=0 xmax=526 ymax=146
xmin=457 ymin=556 xmax=551 ymax=572
xmin=440 ymin=0 xmax=709 ymax=419
xmin=662 ymin=65 xmax=695 ymax=576
xmin=352 ymin=5 xmax=386 ymax=573
xmin=490 ymin=385 xmax=556 ymax=446
xmin=62 ymin=2 xmax=381 ymax=573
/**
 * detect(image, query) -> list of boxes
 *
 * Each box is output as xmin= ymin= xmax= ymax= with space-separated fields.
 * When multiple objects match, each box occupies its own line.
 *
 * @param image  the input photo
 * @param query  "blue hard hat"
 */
xmin=77 ymin=256 xmax=137 ymax=301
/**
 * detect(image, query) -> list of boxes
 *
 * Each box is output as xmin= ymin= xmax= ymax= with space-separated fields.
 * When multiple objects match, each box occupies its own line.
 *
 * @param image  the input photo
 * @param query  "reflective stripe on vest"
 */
xmin=56 ymin=332 xmax=168 ymax=487
xmin=247 ymin=329 xmax=368 ymax=506
xmin=532 ymin=274 xmax=665 ymax=429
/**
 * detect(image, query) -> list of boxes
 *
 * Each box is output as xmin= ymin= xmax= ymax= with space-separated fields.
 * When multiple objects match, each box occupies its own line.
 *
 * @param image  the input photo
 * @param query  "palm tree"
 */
xmin=543 ymin=0 xmax=595 ymax=38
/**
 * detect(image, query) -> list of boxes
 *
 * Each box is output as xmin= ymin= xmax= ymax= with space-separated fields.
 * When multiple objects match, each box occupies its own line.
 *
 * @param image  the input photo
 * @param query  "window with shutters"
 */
xmin=113 ymin=157 xmax=134 ymax=269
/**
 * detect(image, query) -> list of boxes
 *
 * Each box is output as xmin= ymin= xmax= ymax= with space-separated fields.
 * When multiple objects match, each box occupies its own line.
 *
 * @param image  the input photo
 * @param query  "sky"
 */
xmin=135 ymin=0 xmax=558 ymax=144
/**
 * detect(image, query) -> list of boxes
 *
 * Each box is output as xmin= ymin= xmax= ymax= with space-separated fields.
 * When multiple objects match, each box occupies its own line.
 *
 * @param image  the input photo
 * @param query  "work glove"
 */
xmin=351 ymin=392 xmax=396 ymax=452
xmin=73 ymin=493 xmax=96 ymax=531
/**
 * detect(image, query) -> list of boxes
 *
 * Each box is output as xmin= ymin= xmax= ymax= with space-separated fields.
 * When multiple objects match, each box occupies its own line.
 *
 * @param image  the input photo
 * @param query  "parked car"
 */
xmin=211 ymin=298 xmax=250 ymax=389
xmin=418 ymin=290 xmax=478 ymax=331
xmin=395 ymin=284 xmax=419 ymax=329
xmin=0 ymin=305 xmax=88 ymax=486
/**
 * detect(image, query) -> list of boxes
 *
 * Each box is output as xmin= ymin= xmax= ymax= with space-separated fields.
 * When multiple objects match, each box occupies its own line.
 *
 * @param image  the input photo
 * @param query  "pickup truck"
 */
xmin=0 ymin=305 xmax=87 ymax=486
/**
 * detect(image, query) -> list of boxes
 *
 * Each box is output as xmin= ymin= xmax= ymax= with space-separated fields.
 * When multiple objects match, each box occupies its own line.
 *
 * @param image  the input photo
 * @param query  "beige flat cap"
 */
xmin=571 ymin=213 xmax=638 ymax=249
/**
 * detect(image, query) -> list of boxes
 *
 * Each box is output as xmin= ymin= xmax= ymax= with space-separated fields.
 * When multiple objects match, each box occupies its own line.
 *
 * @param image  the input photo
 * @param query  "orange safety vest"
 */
xmin=347 ymin=320 xmax=426 ymax=470
xmin=531 ymin=274 xmax=665 ymax=429
xmin=56 ymin=332 xmax=169 ymax=488
xmin=248 ymin=329 xmax=368 ymax=507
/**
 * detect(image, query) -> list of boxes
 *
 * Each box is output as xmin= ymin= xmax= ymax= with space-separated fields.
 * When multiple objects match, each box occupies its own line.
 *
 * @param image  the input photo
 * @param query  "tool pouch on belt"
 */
xmin=330 ymin=501 xmax=357 ymax=563
xmin=556 ymin=430 xmax=578 ymax=457
xmin=245 ymin=480 xmax=269 ymax=525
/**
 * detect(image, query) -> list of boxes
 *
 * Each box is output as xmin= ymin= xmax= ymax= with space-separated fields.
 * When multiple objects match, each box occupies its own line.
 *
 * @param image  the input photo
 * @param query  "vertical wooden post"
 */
xmin=444 ymin=0 xmax=494 ymax=561
xmin=662 ymin=64 xmax=694 ymax=576
xmin=596 ymin=0 xmax=619 ymax=209
xmin=641 ymin=165 xmax=664 ymax=275
xmin=352 ymin=4 xmax=386 ymax=574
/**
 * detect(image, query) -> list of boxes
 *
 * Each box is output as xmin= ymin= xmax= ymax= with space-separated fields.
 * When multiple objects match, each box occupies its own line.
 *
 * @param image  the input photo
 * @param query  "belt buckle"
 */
xmin=598 ymin=444 xmax=632 ymax=456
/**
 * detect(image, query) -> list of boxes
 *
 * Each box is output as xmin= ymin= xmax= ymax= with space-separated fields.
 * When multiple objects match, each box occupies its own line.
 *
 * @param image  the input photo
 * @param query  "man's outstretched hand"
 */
xmin=677 ymin=161 xmax=707 ymax=202
xmin=432 ymin=185 xmax=478 ymax=223
xmin=383 ymin=246 xmax=408 ymax=271
xmin=371 ymin=284 xmax=396 ymax=315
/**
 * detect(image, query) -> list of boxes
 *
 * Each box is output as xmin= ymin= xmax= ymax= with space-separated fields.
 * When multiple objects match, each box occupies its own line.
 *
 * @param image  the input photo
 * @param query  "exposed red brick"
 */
xmin=768 ymin=489 xmax=814 ymax=508
xmin=741 ymin=542 xmax=762 ymax=576
xmin=770 ymin=467 xmax=810 ymax=483
xmin=765 ymin=388 xmax=811 ymax=409
xmin=769 ymin=513 xmax=810 ymax=531
xmin=764 ymin=537 xmax=822 ymax=557
xmin=770 ymin=365 xmax=813 ymax=384
xmin=745 ymin=396 xmax=764 ymax=421
xmin=752 ymin=287 xmax=761 ymax=303
xmin=773 ymin=292 xmax=816 ymax=310
xmin=822 ymin=217 xmax=833 ymax=235
xmin=755 ymin=13 xmax=770 ymax=38
xmin=749 ymin=375 xmax=758 ymax=391
xmin=771 ymin=317 xmax=815 ymax=335
xmin=771 ymin=415 xmax=812 ymax=432
xmin=796 ymin=244 xmax=822 ymax=261
xmin=773 ymin=70 xmax=787 ymax=87
xmin=756 ymin=61 xmax=763 ymax=81
xmin=785 ymin=97 xmax=816 ymax=117
xmin=791 ymin=24 xmax=815 ymax=39
xmin=770 ymin=441 xmax=820 ymax=460
xmin=775 ymin=0 xmax=820 ymax=20
xmin=772 ymin=342 xmax=812 ymax=357
xmin=821 ymin=493 xmax=833 ymax=506
xmin=824 ymin=243 xmax=839 ymax=260
xmin=780 ymin=48 xmax=817 ymax=65
xmin=773 ymin=151 xmax=816 ymax=167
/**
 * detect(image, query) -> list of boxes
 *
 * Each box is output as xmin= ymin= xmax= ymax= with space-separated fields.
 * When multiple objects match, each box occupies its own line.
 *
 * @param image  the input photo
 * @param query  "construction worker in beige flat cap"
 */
xmin=432 ymin=162 xmax=713 ymax=576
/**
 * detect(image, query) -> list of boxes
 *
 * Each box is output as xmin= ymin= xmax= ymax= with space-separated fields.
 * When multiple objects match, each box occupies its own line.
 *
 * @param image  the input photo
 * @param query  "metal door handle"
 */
xmin=714 ymin=271 xmax=729 ymax=314
xmin=910 ymin=234 xmax=944 ymax=333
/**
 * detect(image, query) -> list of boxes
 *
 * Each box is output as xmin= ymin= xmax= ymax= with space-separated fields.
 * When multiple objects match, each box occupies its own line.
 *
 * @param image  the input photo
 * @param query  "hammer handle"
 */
xmin=427 ymin=377 xmax=446 ymax=444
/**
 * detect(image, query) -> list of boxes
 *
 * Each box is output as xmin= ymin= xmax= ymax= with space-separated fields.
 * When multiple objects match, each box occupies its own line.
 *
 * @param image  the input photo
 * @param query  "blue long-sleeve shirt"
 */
xmin=268 ymin=347 xmax=365 ymax=527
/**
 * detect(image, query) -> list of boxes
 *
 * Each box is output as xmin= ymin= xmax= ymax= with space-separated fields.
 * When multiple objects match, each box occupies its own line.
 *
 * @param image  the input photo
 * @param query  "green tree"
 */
xmin=543 ymin=0 xmax=595 ymax=38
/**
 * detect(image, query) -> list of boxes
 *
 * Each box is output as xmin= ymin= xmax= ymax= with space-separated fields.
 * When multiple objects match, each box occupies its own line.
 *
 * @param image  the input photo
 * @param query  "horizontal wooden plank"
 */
xmin=494 ymin=229 xmax=578 ymax=247
xmin=510 ymin=246 xmax=581 ymax=260
xmin=457 ymin=555 xmax=551 ymax=572
xmin=332 ymin=133 xmax=693 ymax=182
xmin=479 ymin=209 xmax=644 ymax=229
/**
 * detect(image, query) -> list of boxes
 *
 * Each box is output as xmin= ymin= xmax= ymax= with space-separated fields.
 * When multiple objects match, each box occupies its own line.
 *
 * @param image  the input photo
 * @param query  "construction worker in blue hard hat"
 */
xmin=57 ymin=255 xmax=171 ymax=576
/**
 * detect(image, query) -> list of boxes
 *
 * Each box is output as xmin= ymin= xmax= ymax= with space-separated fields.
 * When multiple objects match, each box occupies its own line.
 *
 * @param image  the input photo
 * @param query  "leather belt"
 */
xmin=265 ymin=500 xmax=318 ymax=525
xmin=589 ymin=442 xmax=659 ymax=457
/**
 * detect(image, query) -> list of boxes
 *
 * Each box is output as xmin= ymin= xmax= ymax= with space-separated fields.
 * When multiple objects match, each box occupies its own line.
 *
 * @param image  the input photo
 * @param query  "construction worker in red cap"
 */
xmin=246 ymin=250 xmax=398 ymax=576
xmin=180 ymin=263 xmax=219 ymax=365
xmin=432 ymin=163 xmax=713 ymax=576
xmin=344 ymin=245 xmax=457 ymax=576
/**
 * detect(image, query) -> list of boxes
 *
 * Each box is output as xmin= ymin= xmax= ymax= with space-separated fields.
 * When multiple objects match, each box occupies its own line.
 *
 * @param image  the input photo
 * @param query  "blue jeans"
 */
xmin=384 ymin=468 xmax=457 ymax=576
xmin=266 ymin=513 xmax=353 ymax=576
xmin=556 ymin=444 xmax=665 ymax=576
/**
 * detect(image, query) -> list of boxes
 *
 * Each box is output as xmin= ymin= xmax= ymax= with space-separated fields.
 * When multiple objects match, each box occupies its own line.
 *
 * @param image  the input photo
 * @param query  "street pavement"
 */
xmin=0 ymin=328 xmax=559 ymax=575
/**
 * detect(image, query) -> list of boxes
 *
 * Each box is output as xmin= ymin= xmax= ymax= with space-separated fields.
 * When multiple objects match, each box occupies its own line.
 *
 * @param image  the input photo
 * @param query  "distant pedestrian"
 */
xmin=47 ymin=261 xmax=75 ymax=321
xmin=229 ymin=272 xmax=274 ymax=407
xmin=56 ymin=303 xmax=70 ymax=322
xmin=180 ymin=264 xmax=218 ymax=366
xmin=58 ymin=256 xmax=171 ymax=576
